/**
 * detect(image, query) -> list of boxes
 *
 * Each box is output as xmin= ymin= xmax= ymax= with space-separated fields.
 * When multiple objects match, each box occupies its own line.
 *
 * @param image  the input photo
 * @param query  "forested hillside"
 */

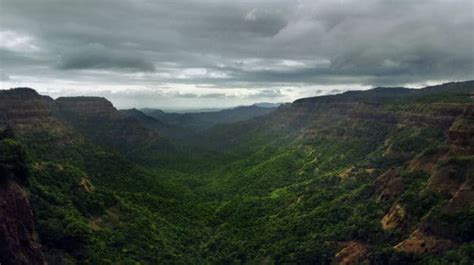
xmin=0 ymin=81 xmax=473 ymax=264
xmin=142 ymin=104 xmax=276 ymax=132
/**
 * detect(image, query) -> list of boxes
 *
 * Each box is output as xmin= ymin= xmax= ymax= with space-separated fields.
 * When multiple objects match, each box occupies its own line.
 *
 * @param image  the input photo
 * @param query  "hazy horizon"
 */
xmin=5 ymin=79 xmax=467 ymax=111
xmin=1 ymin=0 xmax=473 ymax=109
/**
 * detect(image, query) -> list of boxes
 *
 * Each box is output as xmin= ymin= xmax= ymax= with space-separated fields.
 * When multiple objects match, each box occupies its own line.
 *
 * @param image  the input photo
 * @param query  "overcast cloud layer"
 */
xmin=0 ymin=0 xmax=473 ymax=109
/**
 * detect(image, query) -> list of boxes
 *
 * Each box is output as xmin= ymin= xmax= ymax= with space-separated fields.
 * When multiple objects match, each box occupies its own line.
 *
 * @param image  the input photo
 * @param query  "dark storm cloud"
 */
xmin=199 ymin=93 xmax=228 ymax=99
xmin=174 ymin=92 xmax=199 ymax=99
xmin=0 ymin=48 xmax=42 ymax=66
xmin=57 ymin=44 xmax=155 ymax=72
xmin=0 ymin=0 xmax=473 ymax=107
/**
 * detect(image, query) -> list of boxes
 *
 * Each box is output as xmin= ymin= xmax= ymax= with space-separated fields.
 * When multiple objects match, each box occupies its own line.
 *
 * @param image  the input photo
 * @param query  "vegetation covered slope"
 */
xmin=0 ymin=81 xmax=473 ymax=264
xmin=0 ymin=128 xmax=46 ymax=265
xmin=196 ymin=81 xmax=474 ymax=264
xmin=0 ymin=88 xmax=208 ymax=264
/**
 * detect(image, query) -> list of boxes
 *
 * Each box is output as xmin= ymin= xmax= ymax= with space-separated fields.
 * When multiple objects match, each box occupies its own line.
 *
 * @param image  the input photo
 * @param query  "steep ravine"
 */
xmin=0 ymin=81 xmax=472 ymax=264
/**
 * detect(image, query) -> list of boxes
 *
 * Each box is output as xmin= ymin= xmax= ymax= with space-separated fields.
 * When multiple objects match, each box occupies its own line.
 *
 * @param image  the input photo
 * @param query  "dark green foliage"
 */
xmin=3 ymin=82 xmax=472 ymax=264
xmin=398 ymin=171 xmax=443 ymax=218
xmin=0 ymin=131 xmax=29 ymax=183
xmin=425 ymin=208 xmax=474 ymax=242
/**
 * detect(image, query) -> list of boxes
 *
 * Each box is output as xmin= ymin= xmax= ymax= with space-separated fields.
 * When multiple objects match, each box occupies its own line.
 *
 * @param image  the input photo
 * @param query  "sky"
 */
xmin=0 ymin=0 xmax=473 ymax=110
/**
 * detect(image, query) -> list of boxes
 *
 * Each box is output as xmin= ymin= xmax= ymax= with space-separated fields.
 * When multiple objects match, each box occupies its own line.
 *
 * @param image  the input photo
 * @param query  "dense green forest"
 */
xmin=0 ymin=81 xmax=473 ymax=264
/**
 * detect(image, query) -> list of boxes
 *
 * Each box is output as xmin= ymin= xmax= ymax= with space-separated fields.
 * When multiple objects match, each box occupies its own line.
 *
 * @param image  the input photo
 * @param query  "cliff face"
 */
xmin=54 ymin=96 xmax=170 ymax=153
xmin=273 ymin=98 xmax=466 ymax=140
xmin=55 ymin=96 xmax=120 ymax=119
xmin=0 ymin=88 xmax=57 ymax=132
xmin=0 ymin=88 xmax=171 ymax=155
xmin=0 ymin=134 xmax=46 ymax=265
xmin=0 ymin=181 xmax=46 ymax=265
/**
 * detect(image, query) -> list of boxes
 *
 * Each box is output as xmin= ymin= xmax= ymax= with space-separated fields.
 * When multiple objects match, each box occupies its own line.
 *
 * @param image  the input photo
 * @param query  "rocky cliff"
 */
xmin=0 ymin=133 xmax=46 ymax=265
xmin=0 ymin=88 xmax=172 ymax=156
xmin=55 ymin=96 xmax=171 ymax=154
xmin=0 ymin=88 xmax=57 ymax=132
xmin=0 ymin=182 xmax=46 ymax=265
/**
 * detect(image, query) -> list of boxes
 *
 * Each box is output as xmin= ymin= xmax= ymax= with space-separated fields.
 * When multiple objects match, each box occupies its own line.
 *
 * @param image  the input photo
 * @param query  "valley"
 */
xmin=0 ymin=81 xmax=473 ymax=264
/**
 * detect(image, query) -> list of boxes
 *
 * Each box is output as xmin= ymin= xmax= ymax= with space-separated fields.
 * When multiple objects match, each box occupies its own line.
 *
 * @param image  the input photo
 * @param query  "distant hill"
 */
xmin=54 ymin=97 xmax=173 ymax=155
xmin=294 ymin=81 xmax=474 ymax=105
xmin=252 ymin=102 xmax=283 ymax=108
xmin=119 ymin=108 xmax=168 ymax=131
xmin=0 ymin=81 xmax=473 ymax=264
xmin=120 ymin=108 xmax=195 ymax=140
xmin=143 ymin=104 xmax=277 ymax=132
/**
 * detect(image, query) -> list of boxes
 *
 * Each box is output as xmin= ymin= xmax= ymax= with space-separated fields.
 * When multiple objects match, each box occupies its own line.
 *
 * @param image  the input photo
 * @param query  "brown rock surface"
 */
xmin=375 ymin=169 xmax=404 ymax=201
xmin=381 ymin=204 xmax=406 ymax=230
xmin=394 ymin=229 xmax=453 ymax=254
xmin=445 ymin=179 xmax=474 ymax=212
xmin=335 ymin=241 xmax=368 ymax=265
xmin=0 ymin=88 xmax=57 ymax=132
xmin=0 ymin=181 xmax=46 ymax=265
xmin=448 ymin=106 xmax=474 ymax=149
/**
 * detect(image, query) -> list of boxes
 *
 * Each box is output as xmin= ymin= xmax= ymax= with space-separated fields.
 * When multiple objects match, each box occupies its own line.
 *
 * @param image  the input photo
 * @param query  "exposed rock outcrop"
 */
xmin=54 ymin=96 xmax=169 ymax=153
xmin=335 ymin=241 xmax=368 ymax=265
xmin=79 ymin=177 xmax=96 ymax=193
xmin=0 ymin=88 xmax=172 ymax=154
xmin=0 ymin=134 xmax=45 ymax=265
xmin=381 ymin=204 xmax=406 ymax=230
xmin=0 ymin=88 xmax=57 ymax=132
xmin=0 ymin=181 xmax=46 ymax=265
xmin=394 ymin=230 xmax=453 ymax=254
xmin=55 ymin=96 xmax=120 ymax=119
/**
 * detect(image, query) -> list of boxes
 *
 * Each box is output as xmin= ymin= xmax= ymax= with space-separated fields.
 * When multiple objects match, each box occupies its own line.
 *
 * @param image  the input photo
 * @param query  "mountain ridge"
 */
xmin=0 ymin=80 xmax=473 ymax=264
xmin=143 ymin=104 xmax=276 ymax=132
